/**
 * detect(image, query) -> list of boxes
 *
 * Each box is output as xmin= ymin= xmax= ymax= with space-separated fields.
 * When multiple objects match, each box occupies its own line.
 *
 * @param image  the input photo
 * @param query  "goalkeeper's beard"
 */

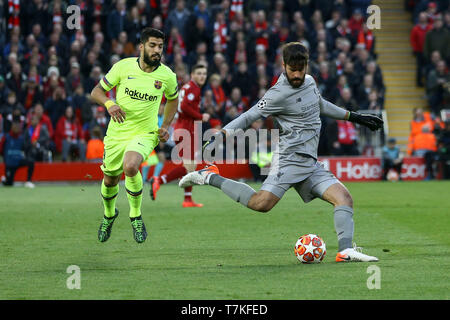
xmin=143 ymin=52 xmax=161 ymax=67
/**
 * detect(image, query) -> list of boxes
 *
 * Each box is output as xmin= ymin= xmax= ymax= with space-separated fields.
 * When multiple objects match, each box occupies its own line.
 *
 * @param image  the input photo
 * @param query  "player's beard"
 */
xmin=285 ymin=71 xmax=306 ymax=88
xmin=143 ymin=51 xmax=161 ymax=67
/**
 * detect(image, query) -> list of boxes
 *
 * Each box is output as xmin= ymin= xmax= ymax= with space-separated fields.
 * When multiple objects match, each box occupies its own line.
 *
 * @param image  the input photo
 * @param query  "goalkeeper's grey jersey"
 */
xmin=224 ymin=73 xmax=347 ymax=160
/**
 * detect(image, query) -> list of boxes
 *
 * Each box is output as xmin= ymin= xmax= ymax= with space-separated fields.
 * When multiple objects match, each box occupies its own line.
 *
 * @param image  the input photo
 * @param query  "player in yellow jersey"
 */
xmin=90 ymin=28 xmax=179 ymax=243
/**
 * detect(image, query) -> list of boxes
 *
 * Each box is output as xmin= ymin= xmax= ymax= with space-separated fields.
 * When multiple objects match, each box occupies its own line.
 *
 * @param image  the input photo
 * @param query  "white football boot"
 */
xmin=336 ymin=243 xmax=379 ymax=262
xmin=179 ymin=165 xmax=219 ymax=188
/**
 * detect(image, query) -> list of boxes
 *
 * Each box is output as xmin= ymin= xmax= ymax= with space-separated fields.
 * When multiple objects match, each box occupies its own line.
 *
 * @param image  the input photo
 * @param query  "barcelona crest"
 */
xmin=154 ymin=80 xmax=162 ymax=89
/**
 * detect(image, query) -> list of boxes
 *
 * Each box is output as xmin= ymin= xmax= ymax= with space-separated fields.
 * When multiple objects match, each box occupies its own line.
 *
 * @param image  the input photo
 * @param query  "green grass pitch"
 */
xmin=0 ymin=181 xmax=449 ymax=300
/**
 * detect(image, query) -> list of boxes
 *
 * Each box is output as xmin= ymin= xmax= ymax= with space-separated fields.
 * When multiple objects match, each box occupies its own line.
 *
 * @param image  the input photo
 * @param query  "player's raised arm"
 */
xmin=203 ymin=85 xmax=283 ymax=152
xmin=318 ymin=90 xmax=383 ymax=131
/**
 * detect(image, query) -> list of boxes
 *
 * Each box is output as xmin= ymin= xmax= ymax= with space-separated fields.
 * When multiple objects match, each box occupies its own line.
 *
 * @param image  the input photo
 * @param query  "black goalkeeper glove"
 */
xmin=348 ymin=111 xmax=384 ymax=131
xmin=202 ymin=130 xmax=226 ymax=161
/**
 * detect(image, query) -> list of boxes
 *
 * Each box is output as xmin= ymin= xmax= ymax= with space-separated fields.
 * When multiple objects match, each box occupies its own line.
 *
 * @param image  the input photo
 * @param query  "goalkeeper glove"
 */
xmin=348 ymin=111 xmax=384 ymax=131
xmin=202 ymin=130 xmax=226 ymax=152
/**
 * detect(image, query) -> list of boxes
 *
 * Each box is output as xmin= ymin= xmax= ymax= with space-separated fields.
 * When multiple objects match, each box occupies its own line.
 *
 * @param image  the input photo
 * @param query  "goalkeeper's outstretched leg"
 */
xmin=179 ymin=164 xmax=280 ymax=212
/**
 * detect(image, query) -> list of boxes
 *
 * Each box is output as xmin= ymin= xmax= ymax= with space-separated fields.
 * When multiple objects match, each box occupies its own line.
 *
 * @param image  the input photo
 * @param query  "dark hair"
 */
xmin=282 ymin=42 xmax=309 ymax=69
xmin=140 ymin=27 xmax=165 ymax=44
xmin=191 ymin=63 xmax=207 ymax=73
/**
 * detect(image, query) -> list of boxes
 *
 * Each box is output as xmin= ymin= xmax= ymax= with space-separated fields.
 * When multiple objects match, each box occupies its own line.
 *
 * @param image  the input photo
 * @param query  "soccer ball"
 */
xmin=387 ymin=169 xmax=399 ymax=182
xmin=294 ymin=234 xmax=326 ymax=263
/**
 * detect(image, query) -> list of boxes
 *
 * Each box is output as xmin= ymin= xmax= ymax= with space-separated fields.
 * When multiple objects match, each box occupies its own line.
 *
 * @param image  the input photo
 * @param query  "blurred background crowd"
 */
xmin=0 ymin=0 xmax=449 ymax=180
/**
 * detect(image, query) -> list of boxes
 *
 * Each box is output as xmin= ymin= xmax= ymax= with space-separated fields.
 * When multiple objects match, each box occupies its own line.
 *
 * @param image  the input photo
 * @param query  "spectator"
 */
xmin=348 ymin=8 xmax=364 ymax=37
xmin=69 ymin=85 xmax=92 ymax=128
xmin=0 ymin=75 xmax=9 ymax=106
xmin=230 ymin=62 xmax=252 ymax=97
xmin=223 ymin=87 xmax=246 ymax=125
xmin=106 ymin=0 xmax=127 ymax=41
xmin=43 ymin=71 xmax=65 ymax=101
xmin=86 ymin=126 xmax=104 ymax=163
xmin=317 ymin=61 xmax=335 ymax=99
xmin=329 ymin=74 xmax=350 ymax=103
xmin=125 ymin=5 xmax=148 ymax=45
xmin=411 ymin=12 xmax=433 ymax=87
xmin=424 ymin=49 xmax=442 ymax=78
xmin=44 ymin=86 xmax=68 ymax=128
xmin=89 ymin=106 xmax=109 ymax=138
xmin=356 ymin=23 xmax=375 ymax=55
xmin=0 ymin=120 xmax=35 ymax=188
xmin=426 ymin=60 xmax=450 ymax=115
xmin=382 ymin=138 xmax=403 ymax=181
xmin=326 ymin=118 xmax=359 ymax=156
xmin=65 ymin=62 xmax=83 ymax=98
xmin=83 ymin=66 xmax=102 ymax=95
xmin=336 ymin=87 xmax=359 ymax=112
xmin=5 ymin=62 xmax=27 ymax=97
xmin=407 ymin=107 xmax=434 ymax=155
xmin=213 ymin=10 xmax=228 ymax=53
xmin=165 ymin=0 xmax=191 ymax=40
xmin=1 ymin=91 xmax=25 ymax=132
xmin=424 ymin=14 xmax=450 ymax=63
xmin=208 ymin=73 xmax=226 ymax=112
xmin=25 ymin=114 xmax=52 ymax=162
xmin=365 ymin=61 xmax=385 ymax=98
xmin=411 ymin=124 xmax=438 ymax=180
xmin=21 ymin=77 xmax=44 ymax=111
xmin=356 ymin=74 xmax=377 ymax=107
xmin=54 ymin=106 xmax=86 ymax=162
xmin=361 ymin=89 xmax=383 ymax=111
xmin=27 ymin=103 xmax=54 ymax=141
xmin=193 ymin=0 xmax=211 ymax=29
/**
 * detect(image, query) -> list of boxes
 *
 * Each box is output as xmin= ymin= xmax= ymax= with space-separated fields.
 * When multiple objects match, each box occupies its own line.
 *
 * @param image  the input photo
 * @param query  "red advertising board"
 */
xmin=0 ymin=157 xmax=427 ymax=182
xmin=318 ymin=156 xmax=426 ymax=181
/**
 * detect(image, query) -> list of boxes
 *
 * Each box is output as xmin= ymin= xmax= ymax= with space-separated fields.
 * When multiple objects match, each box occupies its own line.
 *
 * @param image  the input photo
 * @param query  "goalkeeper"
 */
xmin=180 ymin=42 xmax=383 ymax=262
xmin=90 ymin=28 xmax=179 ymax=243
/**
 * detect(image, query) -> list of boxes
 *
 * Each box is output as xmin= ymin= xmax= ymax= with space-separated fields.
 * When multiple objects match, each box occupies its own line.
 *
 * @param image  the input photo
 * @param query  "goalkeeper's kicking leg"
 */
xmin=180 ymin=165 xmax=378 ymax=262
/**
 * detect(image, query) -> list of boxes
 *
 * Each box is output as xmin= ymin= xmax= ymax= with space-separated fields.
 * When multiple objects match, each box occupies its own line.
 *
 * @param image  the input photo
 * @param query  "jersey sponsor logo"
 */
xmin=124 ymin=87 xmax=158 ymax=102
xmin=128 ymin=76 xmax=137 ymax=79
xmin=154 ymin=80 xmax=162 ymax=89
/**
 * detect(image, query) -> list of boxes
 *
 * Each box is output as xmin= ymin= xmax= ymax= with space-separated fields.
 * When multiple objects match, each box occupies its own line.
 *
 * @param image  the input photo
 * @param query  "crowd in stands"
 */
xmin=409 ymin=0 xmax=450 ymax=114
xmin=1 ymin=0 xmax=389 ymax=185
xmin=408 ymin=0 xmax=450 ymax=179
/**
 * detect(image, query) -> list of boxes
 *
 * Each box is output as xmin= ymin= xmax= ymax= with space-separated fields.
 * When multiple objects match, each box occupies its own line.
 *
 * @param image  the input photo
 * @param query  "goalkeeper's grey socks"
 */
xmin=208 ymin=174 xmax=256 ymax=207
xmin=334 ymin=206 xmax=354 ymax=251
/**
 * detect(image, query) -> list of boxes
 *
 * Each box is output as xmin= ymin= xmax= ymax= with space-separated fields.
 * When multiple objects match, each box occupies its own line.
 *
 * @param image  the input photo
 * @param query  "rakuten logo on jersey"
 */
xmin=124 ymin=87 xmax=158 ymax=102
xmin=335 ymin=161 xmax=381 ymax=180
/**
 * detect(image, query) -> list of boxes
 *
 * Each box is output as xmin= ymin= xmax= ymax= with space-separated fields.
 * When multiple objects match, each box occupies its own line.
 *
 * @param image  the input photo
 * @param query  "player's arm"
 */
xmin=90 ymin=61 xmax=126 ymax=123
xmin=159 ymin=71 xmax=180 ymax=142
xmin=203 ymin=87 xmax=283 ymax=151
xmin=91 ymin=83 xmax=126 ymax=124
xmin=158 ymin=96 xmax=178 ymax=142
xmin=319 ymin=93 xmax=383 ymax=131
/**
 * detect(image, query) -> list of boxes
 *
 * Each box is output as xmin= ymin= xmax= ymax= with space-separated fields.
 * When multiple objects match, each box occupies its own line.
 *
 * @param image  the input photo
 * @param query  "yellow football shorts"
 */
xmin=101 ymin=132 xmax=159 ymax=177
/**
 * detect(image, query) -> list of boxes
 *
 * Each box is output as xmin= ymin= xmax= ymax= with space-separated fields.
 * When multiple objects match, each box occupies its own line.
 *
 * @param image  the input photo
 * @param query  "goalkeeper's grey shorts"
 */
xmin=260 ymin=153 xmax=340 ymax=203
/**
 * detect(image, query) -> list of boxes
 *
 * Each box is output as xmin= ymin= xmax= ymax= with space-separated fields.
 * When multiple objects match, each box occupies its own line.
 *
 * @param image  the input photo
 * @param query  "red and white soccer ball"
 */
xmin=387 ymin=169 xmax=399 ymax=182
xmin=294 ymin=234 xmax=326 ymax=263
